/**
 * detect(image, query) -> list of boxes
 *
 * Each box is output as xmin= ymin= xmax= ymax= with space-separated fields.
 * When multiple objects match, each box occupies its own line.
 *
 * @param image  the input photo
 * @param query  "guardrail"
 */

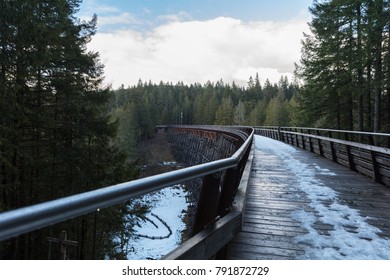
xmin=255 ymin=126 xmax=390 ymax=186
xmin=0 ymin=126 xmax=254 ymax=259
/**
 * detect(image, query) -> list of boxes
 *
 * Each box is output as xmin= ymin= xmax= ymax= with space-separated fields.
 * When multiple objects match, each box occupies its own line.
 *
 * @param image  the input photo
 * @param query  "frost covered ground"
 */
xmin=255 ymin=135 xmax=390 ymax=259
xmin=125 ymin=185 xmax=189 ymax=260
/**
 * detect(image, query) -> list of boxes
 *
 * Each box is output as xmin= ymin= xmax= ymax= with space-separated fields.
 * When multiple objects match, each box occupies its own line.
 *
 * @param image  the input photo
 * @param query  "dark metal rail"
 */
xmin=255 ymin=126 xmax=390 ymax=186
xmin=0 ymin=126 xmax=254 ymax=259
xmin=259 ymin=126 xmax=390 ymax=147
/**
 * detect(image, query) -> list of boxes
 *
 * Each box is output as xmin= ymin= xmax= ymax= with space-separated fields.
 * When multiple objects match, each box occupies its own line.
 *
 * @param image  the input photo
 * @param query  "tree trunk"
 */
xmin=366 ymin=63 xmax=372 ymax=130
xmin=386 ymin=27 xmax=390 ymax=137
xmin=357 ymin=2 xmax=364 ymax=131
xmin=373 ymin=0 xmax=384 ymax=132
xmin=373 ymin=51 xmax=382 ymax=133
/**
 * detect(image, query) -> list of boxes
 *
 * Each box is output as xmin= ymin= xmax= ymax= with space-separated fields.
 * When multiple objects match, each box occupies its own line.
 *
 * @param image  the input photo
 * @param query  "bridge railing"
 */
xmin=0 ymin=126 xmax=254 ymax=259
xmin=255 ymin=126 xmax=390 ymax=186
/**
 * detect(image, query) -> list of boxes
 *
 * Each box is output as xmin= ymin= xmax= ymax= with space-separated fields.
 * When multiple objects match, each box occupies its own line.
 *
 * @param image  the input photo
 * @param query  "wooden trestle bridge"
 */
xmin=1 ymin=126 xmax=390 ymax=259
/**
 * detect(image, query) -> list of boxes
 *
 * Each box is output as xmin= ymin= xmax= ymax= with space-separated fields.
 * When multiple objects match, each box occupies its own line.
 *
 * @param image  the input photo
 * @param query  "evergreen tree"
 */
xmin=215 ymin=96 xmax=234 ymax=125
xmin=0 ymin=0 xmax=135 ymax=259
xmin=297 ymin=0 xmax=390 ymax=132
xmin=248 ymin=100 xmax=267 ymax=126
xmin=234 ymin=100 xmax=246 ymax=125
xmin=264 ymin=90 xmax=291 ymax=126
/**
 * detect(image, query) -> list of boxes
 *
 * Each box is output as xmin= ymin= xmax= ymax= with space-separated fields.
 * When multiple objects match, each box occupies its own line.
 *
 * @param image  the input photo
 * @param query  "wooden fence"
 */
xmin=255 ymin=127 xmax=390 ymax=187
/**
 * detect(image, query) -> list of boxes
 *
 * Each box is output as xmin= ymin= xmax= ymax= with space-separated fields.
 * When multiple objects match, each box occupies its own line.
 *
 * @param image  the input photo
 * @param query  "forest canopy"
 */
xmin=1 ymin=0 xmax=390 ymax=259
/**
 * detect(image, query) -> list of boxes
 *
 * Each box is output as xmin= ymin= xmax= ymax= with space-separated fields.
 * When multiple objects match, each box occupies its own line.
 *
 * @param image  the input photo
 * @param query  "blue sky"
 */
xmin=79 ymin=0 xmax=313 ymax=88
xmin=80 ymin=0 xmax=312 ymax=24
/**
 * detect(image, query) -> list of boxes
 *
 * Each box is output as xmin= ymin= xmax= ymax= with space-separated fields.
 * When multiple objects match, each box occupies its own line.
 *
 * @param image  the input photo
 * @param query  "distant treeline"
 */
xmin=110 ymin=75 xmax=299 ymax=157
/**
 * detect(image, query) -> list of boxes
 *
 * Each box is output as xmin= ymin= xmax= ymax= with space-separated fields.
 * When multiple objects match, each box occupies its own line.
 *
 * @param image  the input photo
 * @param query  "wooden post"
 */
xmin=218 ymin=167 xmax=239 ymax=217
xmin=346 ymin=144 xmax=355 ymax=171
xmin=329 ymin=140 xmax=337 ymax=162
xmin=328 ymin=131 xmax=337 ymax=162
xmin=309 ymin=135 xmax=313 ymax=153
xmin=371 ymin=151 xmax=381 ymax=183
xmin=344 ymin=131 xmax=349 ymax=142
xmin=316 ymin=130 xmax=324 ymax=157
xmin=192 ymin=174 xmax=221 ymax=236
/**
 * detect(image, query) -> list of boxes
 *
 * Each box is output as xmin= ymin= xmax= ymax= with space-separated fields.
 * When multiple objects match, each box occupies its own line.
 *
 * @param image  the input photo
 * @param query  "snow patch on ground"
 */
xmin=160 ymin=161 xmax=179 ymax=166
xmin=125 ymin=185 xmax=189 ymax=260
xmin=314 ymin=165 xmax=337 ymax=176
xmin=255 ymin=135 xmax=390 ymax=259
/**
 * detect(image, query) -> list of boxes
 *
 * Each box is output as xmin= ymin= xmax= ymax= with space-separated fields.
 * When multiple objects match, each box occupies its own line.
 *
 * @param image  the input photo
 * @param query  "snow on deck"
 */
xmin=226 ymin=135 xmax=390 ymax=260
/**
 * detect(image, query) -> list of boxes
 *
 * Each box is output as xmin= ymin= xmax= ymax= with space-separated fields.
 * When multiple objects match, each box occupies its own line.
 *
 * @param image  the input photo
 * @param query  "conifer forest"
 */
xmin=1 ymin=0 xmax=389 ymax=259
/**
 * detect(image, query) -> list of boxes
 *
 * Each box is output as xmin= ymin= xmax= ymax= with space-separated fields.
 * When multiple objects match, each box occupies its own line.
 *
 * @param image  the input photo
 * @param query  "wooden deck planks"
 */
xmin=225 ymin=136 xmax=390 ymax=260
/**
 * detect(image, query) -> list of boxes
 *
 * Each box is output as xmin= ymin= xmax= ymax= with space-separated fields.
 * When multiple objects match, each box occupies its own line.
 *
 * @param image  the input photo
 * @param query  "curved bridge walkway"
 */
xmin=226 ymin=135 xmax=390 ymax=260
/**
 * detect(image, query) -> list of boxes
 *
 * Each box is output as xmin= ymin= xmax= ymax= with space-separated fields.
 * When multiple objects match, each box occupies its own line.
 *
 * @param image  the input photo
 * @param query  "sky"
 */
xmin=78 ymin=0 xmax=313 ymax=88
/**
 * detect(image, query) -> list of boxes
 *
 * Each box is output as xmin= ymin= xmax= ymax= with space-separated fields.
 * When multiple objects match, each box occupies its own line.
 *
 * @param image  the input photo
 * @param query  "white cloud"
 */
xmin=97 ymin=12 xmax=140 ymax=26
xmin=88 ymin=15 xmax=310 ymax=88
xmin=157 ymin=11 xmax=193 ymax=23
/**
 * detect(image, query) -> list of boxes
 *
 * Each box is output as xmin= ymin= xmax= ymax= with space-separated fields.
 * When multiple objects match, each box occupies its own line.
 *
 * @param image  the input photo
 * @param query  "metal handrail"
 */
xmin=257 ymin=126 xmax=390 ymax=148
xmin=280 ymin=130 xmax=390 ymax=154
xmin=258 ymin=126 xmax=390 ymax=138
xmin=255 ymin=126 xmax=390 ymax=186
xmin=0 ymin=126 xmax=254 ymax=241
xmin=283 ymin=126 xmax=390 ymax=138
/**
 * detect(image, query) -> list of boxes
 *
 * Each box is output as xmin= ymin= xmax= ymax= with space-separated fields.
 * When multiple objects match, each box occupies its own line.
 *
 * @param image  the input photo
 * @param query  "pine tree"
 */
xmin=369 ymin=0 xmax=386 ymax=132
xmin=234 ymin=100 xmax=246 ymax=125
xmin=0 ymin=0 xmax=135 ymax=259
xmin=248 ymin=100 xmax=267 ymax=126
xmin=297 ymin=0 xmax=390 ymax=132
xmin=215 ymin=96 xmax=234 ymax=125
xmin=264 ymin=90 xmax=290 ymax=126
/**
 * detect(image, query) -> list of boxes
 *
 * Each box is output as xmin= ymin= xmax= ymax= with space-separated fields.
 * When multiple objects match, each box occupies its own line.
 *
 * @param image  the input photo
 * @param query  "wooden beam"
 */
xmin=162 ymin=211 xmax=242 ymax=260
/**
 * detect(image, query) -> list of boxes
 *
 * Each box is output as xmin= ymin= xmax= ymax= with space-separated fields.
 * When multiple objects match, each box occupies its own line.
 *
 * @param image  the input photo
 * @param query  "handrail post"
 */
xmin=316 ymin=130 xmax=324 ymax=157
xmin=344 ymin=131 xmax=349 ymax=141
xmin=191 ymin=173 xmax=221 ymax=236
xmin=346 ymin=144 xmax=355 ymax=171
xmin=371 ymin=151 xmax=380 ymax=183
xmin=218 ymin=136 xmax=252 ymax=217
xmin=277 ymin=126 xmax=281 ymax=141
xmin=327 ymin=131 xmax=337 ymax=162
xmin=218 ymin=167 xmax=239 ymax=217
xmin=308 ymin=133 xmax=314 ymax=153
xmin=368 ymin=134 xmax=375 ymax=146
xmin=329 ymin=140 xmax=337 ymax=162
